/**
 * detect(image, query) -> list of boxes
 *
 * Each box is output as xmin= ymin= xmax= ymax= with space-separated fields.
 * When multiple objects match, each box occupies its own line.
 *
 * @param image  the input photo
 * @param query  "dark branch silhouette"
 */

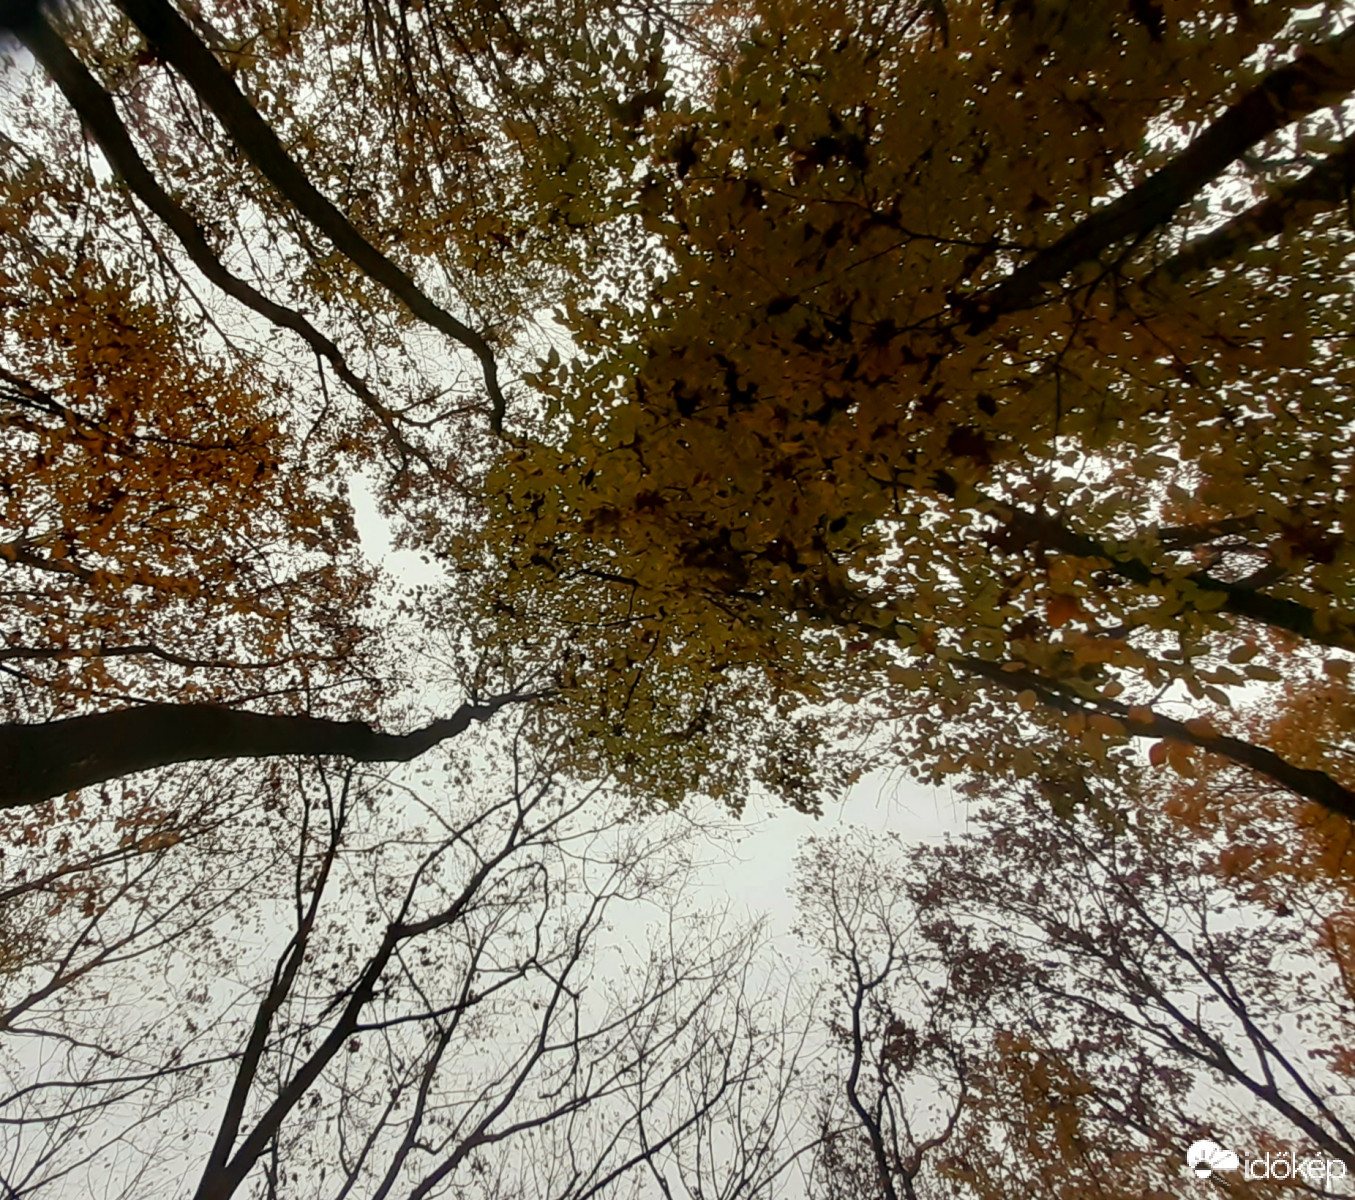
xmin=109 ymin=0 xmax=509 ymax=431
xmin=1145 ymin=133 xmax=1355 ymax=287
xmin=0 ymin=694 xmax=528 ymax=807
xmin=964 ymin=24 xmax=1355 ymax=329
xmin=10 ymin=12 xmax=427 ymax=464
xmin=954 ymin=655 xmax=1355 ymax=820
xmin=994 ymin=504 xmax=1355 ymax=652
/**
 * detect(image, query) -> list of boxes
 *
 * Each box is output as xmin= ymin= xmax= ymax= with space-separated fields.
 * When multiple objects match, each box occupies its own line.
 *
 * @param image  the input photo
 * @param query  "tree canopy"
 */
xmin=6 ymin=0 xmax=1355 ymax=1193
xmin=795 ymin=768 xmax=1355 ymax=1199
xmin=1 ymin=0 xmax=1353 ymax=818
xmin=481 ymin=0 xmax=1355 ymax=816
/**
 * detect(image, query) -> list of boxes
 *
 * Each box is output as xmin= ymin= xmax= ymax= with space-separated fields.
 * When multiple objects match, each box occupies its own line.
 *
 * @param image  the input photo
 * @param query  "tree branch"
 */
xmin=965 ymin=24 xmax=1355 ymax=330
xmin=203 ymin=769 xmax=350 ymax=1184
xmin=109 ymin=0 xmax=509 ymax=432
xmin=0 ymin=694 xmax=530 ymax=808
xmin=10 ymin=12 xmax=428 ymax=465
xmin=993 ymin=504 xmax=1355 ymax=652
xmin=1144 ymin=133 xmax=1355 ymax=287
xmin=0 ymin=642 xmax=345 ymax=671
xmin=954 ymin=655 xmax=1355 ymax=821
xmin=0 ymin=539 xmax=97 ymax=581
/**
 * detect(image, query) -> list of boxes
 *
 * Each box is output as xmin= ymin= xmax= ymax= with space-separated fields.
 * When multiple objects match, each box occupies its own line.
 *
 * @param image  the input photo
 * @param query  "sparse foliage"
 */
xmin=0 ymin=738 xmax=806 ymax=1199
xmin=794 ymin=778 xmax=1355 ymax=1198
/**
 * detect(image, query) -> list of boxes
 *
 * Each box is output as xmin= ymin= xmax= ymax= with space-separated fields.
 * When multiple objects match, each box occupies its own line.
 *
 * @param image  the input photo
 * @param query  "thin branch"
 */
xmin=993 ymin=503 xmax=1355 ymax=652
xmin=953 ymin=655 xmax=1355 ymax=820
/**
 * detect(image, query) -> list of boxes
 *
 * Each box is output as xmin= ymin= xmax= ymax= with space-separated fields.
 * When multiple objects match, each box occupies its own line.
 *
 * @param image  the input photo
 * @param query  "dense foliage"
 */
xmin=5 ymin=0 xmax=1355 ymax=1194
xmin=481 ymin=0 xmax=1355 ymax=814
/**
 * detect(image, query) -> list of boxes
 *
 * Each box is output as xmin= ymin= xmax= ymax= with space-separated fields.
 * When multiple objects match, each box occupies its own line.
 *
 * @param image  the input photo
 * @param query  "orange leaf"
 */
xmin=1046 ymin=593 xmax=1081 ymax=628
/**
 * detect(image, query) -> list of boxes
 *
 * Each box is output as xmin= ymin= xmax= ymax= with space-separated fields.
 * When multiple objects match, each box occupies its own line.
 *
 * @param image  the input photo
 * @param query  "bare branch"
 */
xmin=0 ymin=693 xmax=532 ymax=808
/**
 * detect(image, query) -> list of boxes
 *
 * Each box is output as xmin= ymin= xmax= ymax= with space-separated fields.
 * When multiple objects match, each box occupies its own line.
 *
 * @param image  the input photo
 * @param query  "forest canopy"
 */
xmin=5 ymin=0 xmax=1355 ymax=1192
xmin=0 ymin=0 xmax=1351 ymax=820
xmin=479 ymin=0 xmax=1355 ymax=815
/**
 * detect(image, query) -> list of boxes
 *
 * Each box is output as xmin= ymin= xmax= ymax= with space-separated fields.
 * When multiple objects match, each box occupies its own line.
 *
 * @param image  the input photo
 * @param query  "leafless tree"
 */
xmin=792 ymin=776 xmax=1355 ymax=1199
xmin=0 ymin=726 xmax=810 ymax=1199
xmin=792 ymin=835 xmax=970 ymax=1200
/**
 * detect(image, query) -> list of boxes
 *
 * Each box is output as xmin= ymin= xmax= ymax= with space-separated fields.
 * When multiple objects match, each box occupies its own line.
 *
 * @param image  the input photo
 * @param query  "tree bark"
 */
xmin=0 ymin=697 xmax=523 ymax=808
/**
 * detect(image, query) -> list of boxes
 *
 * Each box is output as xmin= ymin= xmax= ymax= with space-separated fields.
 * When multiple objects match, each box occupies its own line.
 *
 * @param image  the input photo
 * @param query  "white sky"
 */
xmin=346 ymin=470 xmax=973 ymax=948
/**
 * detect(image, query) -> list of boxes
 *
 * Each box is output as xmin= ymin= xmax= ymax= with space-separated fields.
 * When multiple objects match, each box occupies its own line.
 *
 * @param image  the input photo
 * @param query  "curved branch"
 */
xmin=10 ymin=12 xmax=426 ymax=464
xmin=109 ymin=0 xmax=509 ymax=432
xmin=0 ymin=694 xmax=531 ymax=808
xmin=954 ymin=655 xmax=1355 ymax=821
xmin=994 ymin=504 xmax=1355 ymax=652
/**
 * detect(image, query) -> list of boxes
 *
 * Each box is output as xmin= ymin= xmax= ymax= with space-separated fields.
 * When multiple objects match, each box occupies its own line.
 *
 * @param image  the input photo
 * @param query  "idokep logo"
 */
xmin=1185 ymin=1140 xmax=1349 ymax=1188
xmin=1186 ymin=1140 xmax=1239 ymax=1179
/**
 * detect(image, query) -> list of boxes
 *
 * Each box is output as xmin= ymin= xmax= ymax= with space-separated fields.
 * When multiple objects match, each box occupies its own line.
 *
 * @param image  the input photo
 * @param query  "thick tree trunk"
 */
xmin=0 ymin=698 xmax=520 ymax=808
